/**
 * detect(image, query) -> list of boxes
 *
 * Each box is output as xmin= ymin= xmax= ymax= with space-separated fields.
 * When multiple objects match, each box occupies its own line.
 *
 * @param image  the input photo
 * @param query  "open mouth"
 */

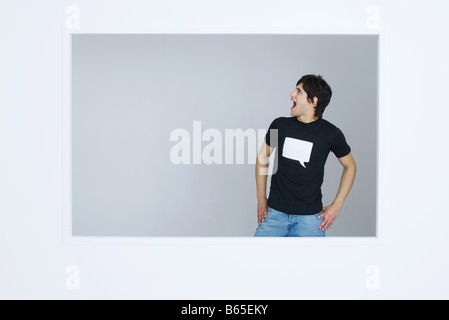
xmin=291 ymin=101 xmax=296 ymax=111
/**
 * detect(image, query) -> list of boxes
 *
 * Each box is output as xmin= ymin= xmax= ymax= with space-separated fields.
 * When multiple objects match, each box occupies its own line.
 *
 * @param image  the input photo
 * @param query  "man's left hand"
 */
xmin=317 ymin=203 xmax=342 ymax=231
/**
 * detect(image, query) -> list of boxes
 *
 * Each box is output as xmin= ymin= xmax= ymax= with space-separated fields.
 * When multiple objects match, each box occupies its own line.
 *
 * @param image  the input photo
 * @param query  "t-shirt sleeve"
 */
xmin=330 ymin=127 xmax=351 ymax=158
xmin=264 ymin=118 xmax=279 ymax=148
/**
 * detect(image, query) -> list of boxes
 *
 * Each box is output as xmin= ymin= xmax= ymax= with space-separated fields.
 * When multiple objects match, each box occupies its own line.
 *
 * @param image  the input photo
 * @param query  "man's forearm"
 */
xmin=255 ymin=160 xmax=268 ymax=200
xmin=332 ymin=166 xmax=356 ymax=208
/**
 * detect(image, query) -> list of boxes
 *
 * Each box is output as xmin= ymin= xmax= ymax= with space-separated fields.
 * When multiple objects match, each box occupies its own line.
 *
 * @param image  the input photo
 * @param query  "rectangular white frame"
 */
xmin=62 ymin=26 xmax=385 ymax=246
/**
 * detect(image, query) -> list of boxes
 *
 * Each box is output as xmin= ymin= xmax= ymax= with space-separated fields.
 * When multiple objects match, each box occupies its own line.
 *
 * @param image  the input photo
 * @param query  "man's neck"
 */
xmin=296 ymin=114 xmax=319 ymax=124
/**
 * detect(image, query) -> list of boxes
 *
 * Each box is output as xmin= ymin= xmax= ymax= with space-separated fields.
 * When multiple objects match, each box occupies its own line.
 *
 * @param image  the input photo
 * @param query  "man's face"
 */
xmin=289 ymin=83 xmax=314 ymax=117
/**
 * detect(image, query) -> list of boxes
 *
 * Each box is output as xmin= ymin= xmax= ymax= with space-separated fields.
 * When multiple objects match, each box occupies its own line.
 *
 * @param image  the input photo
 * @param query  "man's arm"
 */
xmin=255 ymin=141 xmax=274 ymax=223
xmin=318 ymin=152 xmax=357 ymax=231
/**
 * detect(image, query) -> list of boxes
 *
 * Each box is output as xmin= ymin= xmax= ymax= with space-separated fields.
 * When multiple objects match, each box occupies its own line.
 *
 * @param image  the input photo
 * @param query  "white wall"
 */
xmin=1 ymin=0 xmax=448 ymax=299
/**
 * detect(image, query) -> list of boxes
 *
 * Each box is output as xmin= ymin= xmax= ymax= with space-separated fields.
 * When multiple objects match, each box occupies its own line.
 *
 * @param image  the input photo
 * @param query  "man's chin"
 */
xmin=290 ymin=106 xmax=296 ymax=117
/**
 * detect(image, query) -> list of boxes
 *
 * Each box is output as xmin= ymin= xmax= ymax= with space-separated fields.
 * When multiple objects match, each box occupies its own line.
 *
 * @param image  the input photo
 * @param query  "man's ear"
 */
xmin=309 ymin=96 xmax=318 ymax=107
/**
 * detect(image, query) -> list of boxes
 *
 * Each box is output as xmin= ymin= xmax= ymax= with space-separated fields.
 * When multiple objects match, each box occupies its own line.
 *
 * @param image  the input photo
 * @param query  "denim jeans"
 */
xmin=254 ymin=206 xmax=325 ymax=237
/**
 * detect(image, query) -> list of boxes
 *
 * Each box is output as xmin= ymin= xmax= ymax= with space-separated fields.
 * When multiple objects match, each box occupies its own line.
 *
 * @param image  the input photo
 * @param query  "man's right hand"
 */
xmin=257 ymin=198 xmax=268 ymax=224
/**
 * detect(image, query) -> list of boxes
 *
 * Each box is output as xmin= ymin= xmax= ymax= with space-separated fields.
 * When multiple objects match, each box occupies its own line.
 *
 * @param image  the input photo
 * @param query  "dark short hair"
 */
xmin=296 ymin=74 xmax=332 ymax=119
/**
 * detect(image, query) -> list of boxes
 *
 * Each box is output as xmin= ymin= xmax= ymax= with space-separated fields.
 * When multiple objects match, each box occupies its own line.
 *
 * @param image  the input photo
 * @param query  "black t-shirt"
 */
xmin=265 ymin=116 xmax=351 ymax=215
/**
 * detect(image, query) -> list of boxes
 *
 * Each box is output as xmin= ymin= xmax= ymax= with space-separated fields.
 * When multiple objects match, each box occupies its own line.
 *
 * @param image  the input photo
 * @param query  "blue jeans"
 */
xmin=254 ymin=207 xmax=325 ymax=237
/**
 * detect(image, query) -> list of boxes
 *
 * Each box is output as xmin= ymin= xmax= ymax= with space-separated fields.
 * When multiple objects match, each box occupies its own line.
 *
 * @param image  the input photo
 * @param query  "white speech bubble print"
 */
xmin=282 ymin=137 xmax=313 ymax=168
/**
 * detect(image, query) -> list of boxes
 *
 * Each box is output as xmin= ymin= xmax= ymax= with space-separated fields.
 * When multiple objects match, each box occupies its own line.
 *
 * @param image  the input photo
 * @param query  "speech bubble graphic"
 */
xmin=282 ymin=137 xmax=313 ymax=168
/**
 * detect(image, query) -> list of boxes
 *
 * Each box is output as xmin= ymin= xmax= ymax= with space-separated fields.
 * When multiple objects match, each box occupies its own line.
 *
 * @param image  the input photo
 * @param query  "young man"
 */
xmin=254 ymin=74 xmax=356 ymax=237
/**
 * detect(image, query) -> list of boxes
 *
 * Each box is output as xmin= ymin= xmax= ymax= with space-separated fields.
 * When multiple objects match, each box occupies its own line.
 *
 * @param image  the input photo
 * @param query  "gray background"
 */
xmin=72 ymin=34 xmax=377 ymax=237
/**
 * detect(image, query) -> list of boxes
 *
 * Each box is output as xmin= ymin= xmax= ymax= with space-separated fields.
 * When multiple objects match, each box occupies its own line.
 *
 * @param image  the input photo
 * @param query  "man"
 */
xmin=254 ymin=74 xmax=356 ymax=237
